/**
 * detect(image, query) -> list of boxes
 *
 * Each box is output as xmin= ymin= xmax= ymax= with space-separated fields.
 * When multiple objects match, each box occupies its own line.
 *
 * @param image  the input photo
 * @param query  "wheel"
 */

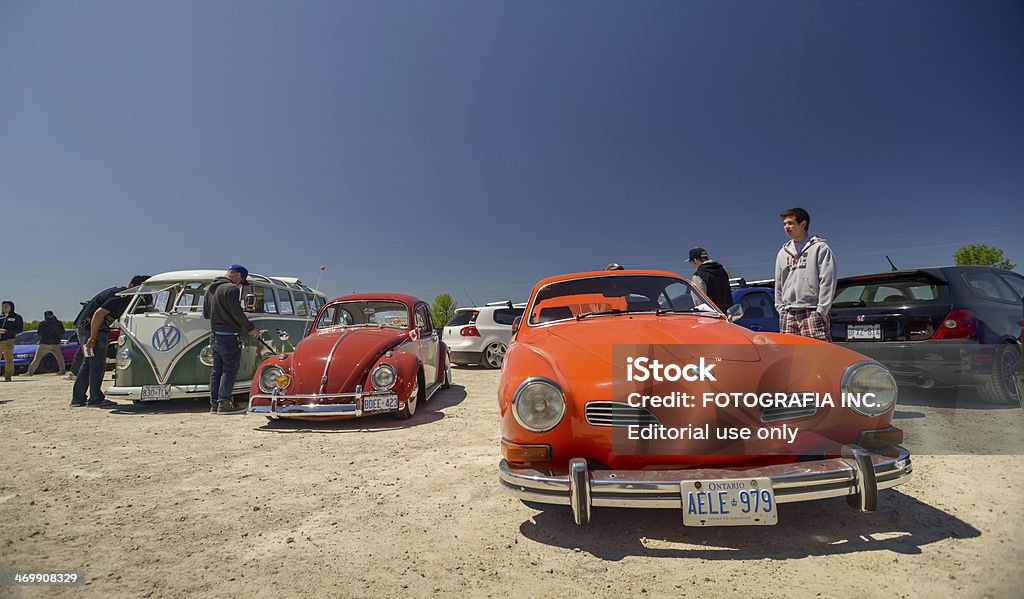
xmin=38 ymin=354 xmax=59 ymax=374
xmin=394 ymin=374 xmax=421 ymax=420
xmin=976 ymin=344 xmax=1022 ymax=406
xmin=481 ymin=342 xmax=507 ymax=369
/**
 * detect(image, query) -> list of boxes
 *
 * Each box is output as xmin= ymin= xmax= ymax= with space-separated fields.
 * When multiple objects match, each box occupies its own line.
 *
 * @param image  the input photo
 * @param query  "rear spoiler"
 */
xmin=838 ymin=269 xmax=948 ymax=285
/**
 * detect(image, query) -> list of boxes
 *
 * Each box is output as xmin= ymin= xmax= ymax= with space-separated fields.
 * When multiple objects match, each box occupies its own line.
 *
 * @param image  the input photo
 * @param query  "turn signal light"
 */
xmin=460 ymin=326 xmax=481 ymax=337
xmin=501 ymin=440 xmax=551 ymax=464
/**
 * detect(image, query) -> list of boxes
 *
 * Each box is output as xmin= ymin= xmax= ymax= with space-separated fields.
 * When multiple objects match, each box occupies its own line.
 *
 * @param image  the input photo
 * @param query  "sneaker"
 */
xmin=70 ymin=401 xmax=88 ymax=407
xmin=216 ymin=400 xmax=247 ymax=415
xmin=87 ymin=399 xmax=119 ymax=408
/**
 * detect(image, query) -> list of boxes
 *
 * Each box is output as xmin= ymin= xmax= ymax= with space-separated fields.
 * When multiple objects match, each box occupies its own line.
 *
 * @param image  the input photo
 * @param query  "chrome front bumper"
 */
xmin=499 ymin=444 xmax=912 ymax=525
xmin=106 ymin=382 xmax=250 ymax=401
xmin=248 ymin=387 xmax=400 ymax=419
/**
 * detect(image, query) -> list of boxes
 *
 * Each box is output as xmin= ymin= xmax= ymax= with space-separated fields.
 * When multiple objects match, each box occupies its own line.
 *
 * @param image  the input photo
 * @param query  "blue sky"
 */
xmin=2 ymin=1 xmax=1022 ymax=319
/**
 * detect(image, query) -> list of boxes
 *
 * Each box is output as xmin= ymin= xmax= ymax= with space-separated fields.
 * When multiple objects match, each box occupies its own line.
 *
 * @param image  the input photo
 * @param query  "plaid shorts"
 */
xmin=780 ymin=308 xmax=832 ymax=342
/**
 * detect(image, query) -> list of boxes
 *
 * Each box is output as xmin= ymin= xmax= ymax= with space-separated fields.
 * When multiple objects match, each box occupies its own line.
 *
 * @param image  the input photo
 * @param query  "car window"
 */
xmin=834 ymin=277 xmax=947 ymax=307
xmin=15 ymin=331 xmax=40 ymax=344
xmin=997 ymin=273 xmax=1024 ymax=300
xmin=492 ymin=308 xmax=521 ymax=325
xmin=530 ymin=275 xmax=706 ymax=325
xmin=961 ymin=271 xmax=1018 ymax=303
xmin=294 ymin=293 xmax=308 ymax=316
xmin=738 ymin=292 xmax=777 ymax=320
xmin=316 ymin=304 xmax=337 ymax=329
xmin=415 ymin=305 xmax=431 ymax=332
xmin=447 ymin=310 xmax=478 ymax=327
xmin=315 ymin=300 xmax=409 ymax=328
xmin=277 ymin=289 xmax=294 ymax=315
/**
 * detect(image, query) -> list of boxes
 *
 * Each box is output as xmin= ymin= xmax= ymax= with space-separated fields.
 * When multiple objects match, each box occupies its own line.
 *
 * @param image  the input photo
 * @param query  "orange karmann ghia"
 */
xmin=498 ymin=270 xmax=912 ymax=526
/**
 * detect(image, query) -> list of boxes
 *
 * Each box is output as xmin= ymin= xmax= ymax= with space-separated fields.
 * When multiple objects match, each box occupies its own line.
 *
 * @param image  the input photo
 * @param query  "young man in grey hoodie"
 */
xmin=774 ymin=208 xmax=836 ymax=342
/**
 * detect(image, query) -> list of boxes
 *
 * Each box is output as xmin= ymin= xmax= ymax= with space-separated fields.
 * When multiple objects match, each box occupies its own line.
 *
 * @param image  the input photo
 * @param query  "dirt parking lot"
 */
xmin=1 ymin=369 xmax=1022 ymax=598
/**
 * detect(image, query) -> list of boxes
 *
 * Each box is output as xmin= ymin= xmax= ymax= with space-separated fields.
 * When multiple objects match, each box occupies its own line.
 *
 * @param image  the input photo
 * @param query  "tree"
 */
xmin=431 ymin=294 xmax=459 ymax=329
xmin=953 ymin=244 xmax=1016 ymax=271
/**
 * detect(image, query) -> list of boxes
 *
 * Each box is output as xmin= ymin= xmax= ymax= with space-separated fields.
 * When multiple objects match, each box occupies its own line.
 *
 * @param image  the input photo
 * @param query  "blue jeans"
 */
xmin=209 ymin=333 xmax=241 ymax=405
xmin=72 ymin=327 xmax=109 ymax=404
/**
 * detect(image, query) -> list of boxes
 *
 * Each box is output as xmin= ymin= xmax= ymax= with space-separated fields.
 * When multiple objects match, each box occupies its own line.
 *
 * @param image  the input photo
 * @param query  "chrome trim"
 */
xmin=841 ymin=360 xmax=898 ymax=418
xmin=320 ymin=328 xmax=354 ymax=394
xmin=249 ymin=386 xmax=399 ymax=419
xmin=511 ymin=377 xmax=566 ymax=433
xmin=585 ymin=401 xmax=661 ymax=427
xmin=760 ymin=400 xmax=817 ymax=423
xmin=499 ymin=445 xmax=911 ymax=524
xmin=106 ymin=381 xmax=250 ymax=400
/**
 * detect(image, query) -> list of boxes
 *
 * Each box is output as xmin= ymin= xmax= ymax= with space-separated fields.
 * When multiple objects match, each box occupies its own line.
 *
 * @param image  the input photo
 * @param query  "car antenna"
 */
xmin=303 ymin=265 xmax=327 ymax=334
xmin=464 ymin=288 xmax=478 ymax=307
xmin=885 ymin=256 xmax=898 ymax=271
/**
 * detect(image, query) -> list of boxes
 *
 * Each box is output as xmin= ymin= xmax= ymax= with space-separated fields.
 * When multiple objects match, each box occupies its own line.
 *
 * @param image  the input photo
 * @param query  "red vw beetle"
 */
xmin=248 ymin=293 xmax=451 ymax=421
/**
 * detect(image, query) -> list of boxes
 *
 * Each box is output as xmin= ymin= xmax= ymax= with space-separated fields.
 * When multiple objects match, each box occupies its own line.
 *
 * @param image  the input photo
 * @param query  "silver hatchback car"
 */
xmin=443 ymin=302 xmax=525 ymax=368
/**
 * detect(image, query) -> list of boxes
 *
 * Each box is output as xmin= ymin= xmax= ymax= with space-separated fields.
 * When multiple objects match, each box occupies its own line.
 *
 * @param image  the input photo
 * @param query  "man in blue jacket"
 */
xmin=0 ymin=301 xmax=24 ymax=382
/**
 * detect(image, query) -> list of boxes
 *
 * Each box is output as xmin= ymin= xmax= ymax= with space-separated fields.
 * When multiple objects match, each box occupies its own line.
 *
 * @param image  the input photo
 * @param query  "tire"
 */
xmin=976 ymin=344 xmax=1022 ymax=406
xmin=441 ymin=360 xmax=452 ymax=389
xmin=38 ymin=354 xmax=59 ymax=374
xmin=394 ymin=373 xmax=422 ymax=420
xmin=481 ymin=342 xmax=507 ymax=369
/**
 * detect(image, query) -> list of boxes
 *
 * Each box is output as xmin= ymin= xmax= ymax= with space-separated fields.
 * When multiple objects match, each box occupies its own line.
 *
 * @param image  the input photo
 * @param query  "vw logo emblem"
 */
xmin=152 ymin=325 xmax=182 ymax=352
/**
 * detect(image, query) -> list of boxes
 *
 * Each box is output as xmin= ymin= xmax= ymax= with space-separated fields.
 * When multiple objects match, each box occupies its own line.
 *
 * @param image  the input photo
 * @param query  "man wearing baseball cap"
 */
xmin=688 ymin=247 xmax=734 ymax=313
xmin=203 ymin=265 xmax=260 ymax=414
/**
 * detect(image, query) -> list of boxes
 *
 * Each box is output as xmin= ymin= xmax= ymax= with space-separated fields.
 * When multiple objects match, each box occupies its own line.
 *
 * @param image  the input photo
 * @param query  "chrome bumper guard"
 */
xmin=248 ymin=386 xmax=398 ymax=419
xmin=499 ymin=444 xmax=912 ymax=525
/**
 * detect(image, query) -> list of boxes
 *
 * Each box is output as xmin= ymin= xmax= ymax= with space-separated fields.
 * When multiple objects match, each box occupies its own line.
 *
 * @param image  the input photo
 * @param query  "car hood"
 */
xmin=290 ymin=327 xmax=409 ymax=393
xmin=538 ymin=316 xmax=762 ymax=366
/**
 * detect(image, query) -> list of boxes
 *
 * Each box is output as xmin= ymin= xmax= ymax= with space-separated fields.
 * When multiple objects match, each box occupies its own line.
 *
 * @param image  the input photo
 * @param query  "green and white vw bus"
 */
xmin=107 ymin=270 xmax=327 ymax=403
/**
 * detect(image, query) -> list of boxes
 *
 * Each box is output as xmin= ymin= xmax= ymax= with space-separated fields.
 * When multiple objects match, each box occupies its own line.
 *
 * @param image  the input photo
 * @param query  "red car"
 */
xmin=499 ymin=270 xmax=912 ymax=526
xmin=248 ymin=293 xmax=451 ymax=420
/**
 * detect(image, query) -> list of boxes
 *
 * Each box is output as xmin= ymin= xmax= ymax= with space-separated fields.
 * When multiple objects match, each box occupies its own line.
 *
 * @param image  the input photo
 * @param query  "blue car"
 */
xmin=0 ymin=330 xmax=79 ymax=374
xmin=731 ymin=286 xmax=779 ymax=332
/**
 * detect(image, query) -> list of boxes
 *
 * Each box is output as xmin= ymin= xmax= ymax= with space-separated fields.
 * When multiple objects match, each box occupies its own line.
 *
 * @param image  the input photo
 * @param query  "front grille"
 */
xmin=585 ymin=401 xmax=661 ymax=427
xmin=761 ymin=401 xmax=817 ymax=423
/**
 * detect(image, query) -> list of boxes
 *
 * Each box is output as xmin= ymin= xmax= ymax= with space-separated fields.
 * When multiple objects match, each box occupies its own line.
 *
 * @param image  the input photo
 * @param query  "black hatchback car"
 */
xmin=830 ymin=266 xmax=1023 ymax=405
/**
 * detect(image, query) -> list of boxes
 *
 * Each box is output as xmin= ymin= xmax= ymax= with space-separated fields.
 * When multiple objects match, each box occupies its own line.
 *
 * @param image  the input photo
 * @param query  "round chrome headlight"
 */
xmin=116 ymin=348 xmax=132 ymax=370
xmin=259 ymin=365 xmax=285 ymax=393
xmin=371 ymin=363 xmax=397 ymax=391
xmin=198 ymin=344 xmax=214 ymax=367
xmin=841 ymin=361 xmax=897 ymax=417
xmin=512 ymin=377 xmax=566 ymax=433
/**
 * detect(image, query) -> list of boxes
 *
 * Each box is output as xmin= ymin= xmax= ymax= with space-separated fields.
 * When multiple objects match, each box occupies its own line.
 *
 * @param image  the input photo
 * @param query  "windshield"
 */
xmin=833 ymin=277 xmax=950 ymax=308
xmin=126 ymin=281 xmax=209 ymax=314
xmin=528 ymin=275 xmax=716 ymax=325
xmin=315 ymin=300 xmax=410 ymax=329
xmin=446 ymin=310 xmax=478 ymax=327
xmin=15 ymin=331 xmax=39 ymax=344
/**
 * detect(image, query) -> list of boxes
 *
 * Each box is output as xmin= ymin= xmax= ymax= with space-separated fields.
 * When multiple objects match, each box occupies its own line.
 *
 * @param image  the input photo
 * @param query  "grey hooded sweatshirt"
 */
xmin=774 ymin=235 xmax=837 ymax=316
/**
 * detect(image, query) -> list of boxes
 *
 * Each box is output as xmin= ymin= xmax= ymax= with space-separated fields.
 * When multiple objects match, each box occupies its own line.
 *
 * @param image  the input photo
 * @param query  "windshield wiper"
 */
xmin=655 ymin=308 xmax=723 ymax=317
xmin=576 ymin=309 xmax=624 ymax=320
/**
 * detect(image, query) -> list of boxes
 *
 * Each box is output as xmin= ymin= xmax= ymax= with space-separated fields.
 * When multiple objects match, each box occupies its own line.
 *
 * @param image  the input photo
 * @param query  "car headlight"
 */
xmin=841 ymin=361 xmax=897 ymax=417
xmin=512 ymin=377 xmax=566 ymax=433
xmin=371 ymin=363 xmax=397 ymax=391
xmin=198 ymin=344 xmax=214 ymax=367
xmin=259 ymin=366 xmax=285 ymax=393
xmin=116 ymin=348 xmax=132 ymax=370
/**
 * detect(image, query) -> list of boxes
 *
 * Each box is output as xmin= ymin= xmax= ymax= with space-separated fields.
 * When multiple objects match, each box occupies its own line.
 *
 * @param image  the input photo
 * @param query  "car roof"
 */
xmin=532 ymin=269 xmax=688 ymax=289
xmin=327 ymin=292 xmax=423 ymax=306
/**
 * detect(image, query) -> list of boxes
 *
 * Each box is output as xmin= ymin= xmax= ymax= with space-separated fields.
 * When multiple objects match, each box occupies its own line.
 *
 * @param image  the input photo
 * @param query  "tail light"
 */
xmin=460 ymin=326 xmax=480 ymax=337
xmin=933 ymin=309 xmax=977 ymax=340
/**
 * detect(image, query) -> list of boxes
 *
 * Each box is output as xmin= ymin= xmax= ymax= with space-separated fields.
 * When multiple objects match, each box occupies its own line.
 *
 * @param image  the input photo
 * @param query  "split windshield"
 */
xmin=315 ymin=300 xmax=410 ymax=330
xmin=528 ymin=275 xmax=716 ymax=325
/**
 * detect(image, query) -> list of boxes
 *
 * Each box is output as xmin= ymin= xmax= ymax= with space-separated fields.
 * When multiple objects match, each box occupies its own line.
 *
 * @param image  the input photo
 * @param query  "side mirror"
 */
xmin=511 ymin=316 xmax=522 ymax=334
xmin=276 ymin=329 xmax=290 ymax=342
xmin=244 ymin=293 xmax=258 ymax=312
xmin=726 ymin=304 xmax=745 ymax=323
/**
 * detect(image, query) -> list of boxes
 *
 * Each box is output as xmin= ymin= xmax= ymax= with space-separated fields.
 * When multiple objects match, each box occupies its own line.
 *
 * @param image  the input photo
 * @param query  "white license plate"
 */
xmin=140 ymin=384 xmax=172 ymax=401
xmin=361 ymin=395 xmax=399 ymax=413
xmin=681 ymin=478 xmax=777 ymax=526
xmin=847 ymin=324 xmax=882 ymax=340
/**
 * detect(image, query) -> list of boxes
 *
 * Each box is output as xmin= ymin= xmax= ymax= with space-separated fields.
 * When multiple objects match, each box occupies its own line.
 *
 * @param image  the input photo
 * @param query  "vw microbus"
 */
xmin=106 ymin=270 xmax=327 ymax=403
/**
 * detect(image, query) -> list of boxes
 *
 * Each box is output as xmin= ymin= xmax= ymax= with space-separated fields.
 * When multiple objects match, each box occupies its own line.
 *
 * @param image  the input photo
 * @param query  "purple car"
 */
xmin=0 ymin=330 xmax=80 ymax=374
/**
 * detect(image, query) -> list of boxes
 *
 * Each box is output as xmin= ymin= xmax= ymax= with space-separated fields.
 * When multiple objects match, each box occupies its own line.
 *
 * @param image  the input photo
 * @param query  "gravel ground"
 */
xmin=0 ymin=369 xmax=1021 ymax=598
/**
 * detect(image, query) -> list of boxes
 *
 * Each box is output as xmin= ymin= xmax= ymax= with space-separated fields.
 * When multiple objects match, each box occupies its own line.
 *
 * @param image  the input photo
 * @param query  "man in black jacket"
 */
xmin=27 ymin=311 xmax=66 ymax=376
xmin=0 ymin=300 xmax=24 ymax=382
xmin=72 ymin=275 xmax=149 ymax=407
xmin=688 ymin=248 xmax=735 ymax=313
xmin=203 ymin=265 xmax=260 ymax=415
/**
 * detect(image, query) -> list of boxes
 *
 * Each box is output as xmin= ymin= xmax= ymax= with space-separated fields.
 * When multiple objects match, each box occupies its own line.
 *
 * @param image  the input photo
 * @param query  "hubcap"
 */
xmin=1002 ymin=350 xmax=1020 ymax=399
xmin=486 ymin=343 xmax=506 ymax=367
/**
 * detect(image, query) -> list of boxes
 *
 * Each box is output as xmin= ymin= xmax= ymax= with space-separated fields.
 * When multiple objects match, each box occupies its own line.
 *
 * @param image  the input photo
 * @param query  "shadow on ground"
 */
xmin=518 ymin=490 xmax=979 ymax=561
